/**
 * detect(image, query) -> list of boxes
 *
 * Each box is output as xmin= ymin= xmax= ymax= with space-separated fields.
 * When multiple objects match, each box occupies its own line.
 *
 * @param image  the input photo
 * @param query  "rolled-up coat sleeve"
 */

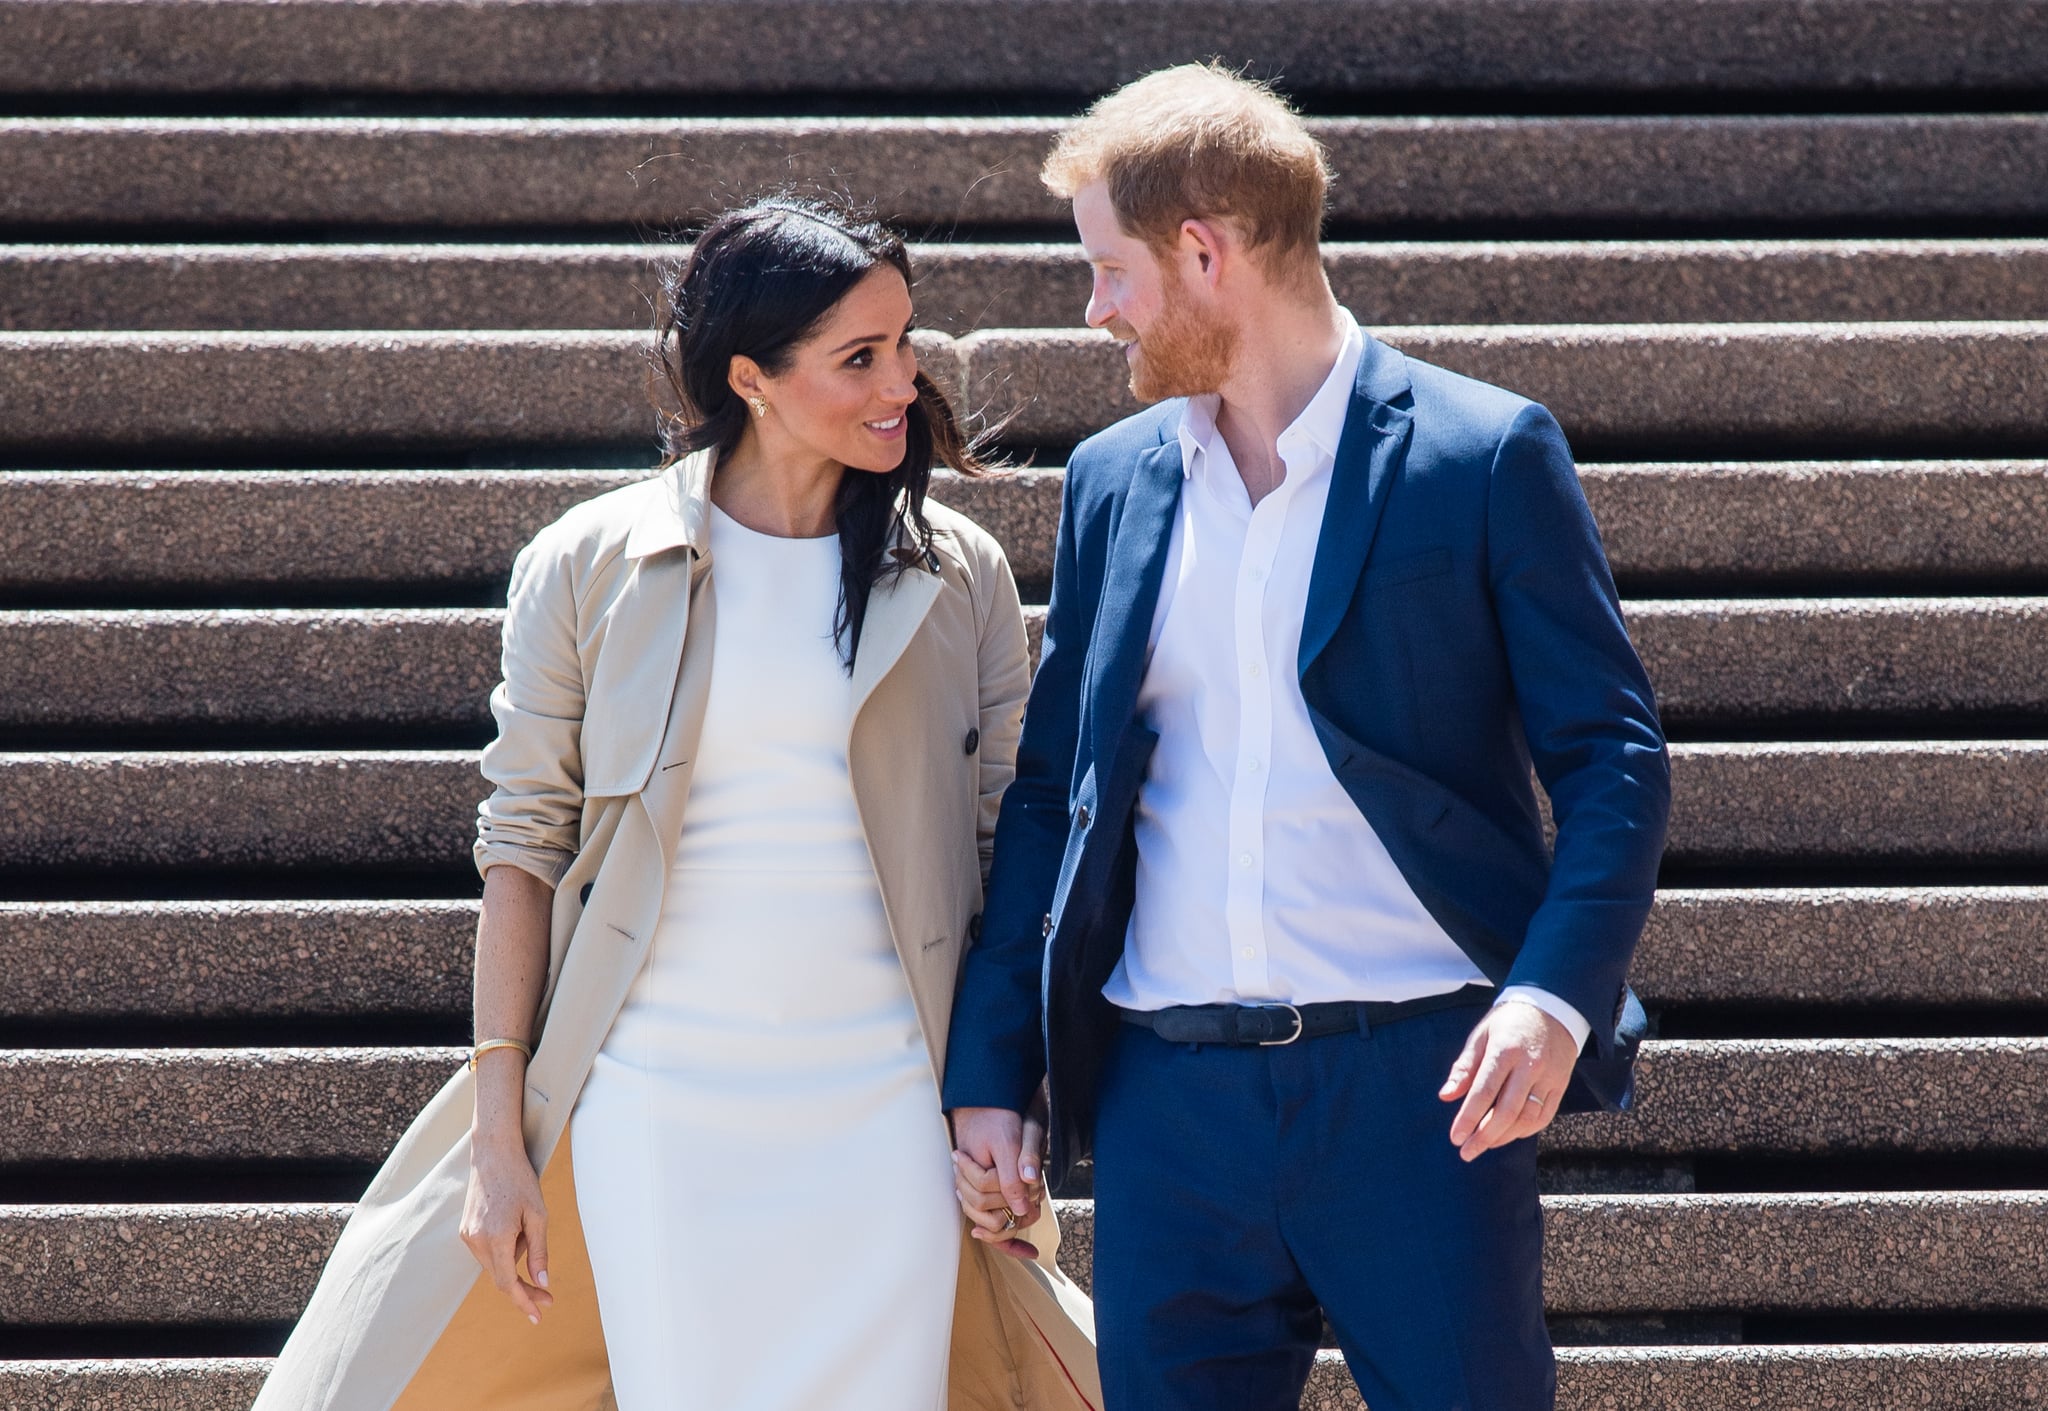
xmin=473 ymin=534 xmax=585 ymax=888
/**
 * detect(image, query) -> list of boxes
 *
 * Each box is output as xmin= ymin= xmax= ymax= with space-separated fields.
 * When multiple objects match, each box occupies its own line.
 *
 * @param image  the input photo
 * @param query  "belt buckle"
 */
xmin=1255 ymin=1003 xmax=1304 ymax=1046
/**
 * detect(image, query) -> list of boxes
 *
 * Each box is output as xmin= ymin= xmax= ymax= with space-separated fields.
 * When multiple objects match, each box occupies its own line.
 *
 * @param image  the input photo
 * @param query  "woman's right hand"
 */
xmin=459 ymin=1140 xmax=554 ymax=1324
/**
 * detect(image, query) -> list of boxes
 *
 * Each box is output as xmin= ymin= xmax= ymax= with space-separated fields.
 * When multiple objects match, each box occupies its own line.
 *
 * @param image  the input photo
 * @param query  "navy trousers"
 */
xmin=1090 ymin=998 xmax=1554 ymax=1411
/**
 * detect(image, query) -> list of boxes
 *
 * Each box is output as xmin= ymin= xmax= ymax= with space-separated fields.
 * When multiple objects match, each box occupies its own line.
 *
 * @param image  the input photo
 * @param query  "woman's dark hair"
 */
xmin=651 ymin=196 xmax=995 ymax=668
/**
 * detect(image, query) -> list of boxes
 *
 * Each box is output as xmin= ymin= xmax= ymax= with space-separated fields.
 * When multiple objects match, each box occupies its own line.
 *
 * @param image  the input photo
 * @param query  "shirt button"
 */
xmin=1238 ymin=852 xmax=1253 ymax=868
xmin=1249 ymin=566 xmax=1266 ymax=583
xmin=1248 ymin=663 xmax=1263 ymax=679
xmin=1246 ymin=757 xmax=1263 ymax=773
xmin=1241 ymin=947 xmax=1255 ymax=959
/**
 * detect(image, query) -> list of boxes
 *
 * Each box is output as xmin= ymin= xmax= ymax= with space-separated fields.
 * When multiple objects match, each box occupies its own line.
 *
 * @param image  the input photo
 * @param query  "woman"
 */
xmin=253 ymin=198 xmax=1099 ymax=1411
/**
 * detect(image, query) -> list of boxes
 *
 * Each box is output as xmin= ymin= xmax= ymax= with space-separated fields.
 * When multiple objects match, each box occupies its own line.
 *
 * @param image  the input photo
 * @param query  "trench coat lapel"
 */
xmin=847 ymin=539 xmax=946 ymax=727
xmin=579 ymin=452 xmax=711 ymax=798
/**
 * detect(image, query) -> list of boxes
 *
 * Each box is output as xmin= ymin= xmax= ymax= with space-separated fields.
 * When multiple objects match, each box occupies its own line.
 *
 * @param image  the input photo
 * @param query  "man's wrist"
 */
xmin=1493 ymin=984 xmax=1592 ymax=1054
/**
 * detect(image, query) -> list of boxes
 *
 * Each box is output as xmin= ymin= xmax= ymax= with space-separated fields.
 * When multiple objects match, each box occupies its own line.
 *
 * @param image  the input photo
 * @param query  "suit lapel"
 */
xmin=1298 ymin=341 xmax=1415 ymax=676
xmin=1088 ymin=432 xmax=1186 ymax=765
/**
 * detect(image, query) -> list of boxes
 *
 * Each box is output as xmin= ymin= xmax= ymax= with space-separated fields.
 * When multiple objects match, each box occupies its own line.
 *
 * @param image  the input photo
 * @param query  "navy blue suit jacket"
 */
xmin=943 ymin=335 xmax=1672 ymax=1185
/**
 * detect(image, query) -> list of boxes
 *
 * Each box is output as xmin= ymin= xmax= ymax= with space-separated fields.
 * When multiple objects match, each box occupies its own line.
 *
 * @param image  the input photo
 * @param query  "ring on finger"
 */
xmin=1526 ymin=1093 xmax=1544 ymax=1106
xmin=1000 ymin=1208 xmax=1019 ymax=1232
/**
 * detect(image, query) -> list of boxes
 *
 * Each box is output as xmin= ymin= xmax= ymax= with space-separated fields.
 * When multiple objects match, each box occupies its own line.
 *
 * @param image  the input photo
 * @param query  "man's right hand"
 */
xmin=950 ymin=1105 xmax=1045 ymax=1260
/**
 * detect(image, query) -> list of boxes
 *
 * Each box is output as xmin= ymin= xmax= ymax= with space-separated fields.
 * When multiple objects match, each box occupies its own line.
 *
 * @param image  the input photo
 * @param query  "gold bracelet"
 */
xmin=468 ymin=1038 xmax=533 ymax=1071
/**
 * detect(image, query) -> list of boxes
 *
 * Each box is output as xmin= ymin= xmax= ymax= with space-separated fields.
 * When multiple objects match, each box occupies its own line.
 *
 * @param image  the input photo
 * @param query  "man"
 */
xmin=945 ymin=64 xmax=1670 ymax=1410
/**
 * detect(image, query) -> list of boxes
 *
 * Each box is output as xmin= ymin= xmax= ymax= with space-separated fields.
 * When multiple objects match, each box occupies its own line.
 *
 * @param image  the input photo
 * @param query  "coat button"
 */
xmin=1076 ymin=804 xmax=1091 ymax=829
xmin=968 ymin=912 xmax=983 ymax=941
xmin=1042 ymin=913 xmax=1054 ymax=938
xmin=578 ymin=882 xmax=594 ymax=906
xmin=964 ymin=727 xmax=980 ymax=755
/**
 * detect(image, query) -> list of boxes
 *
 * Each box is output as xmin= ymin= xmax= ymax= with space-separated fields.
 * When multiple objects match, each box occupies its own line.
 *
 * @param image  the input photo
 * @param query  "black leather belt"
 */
xmin=1118 ymin=984 xmax=1496 ymax=1047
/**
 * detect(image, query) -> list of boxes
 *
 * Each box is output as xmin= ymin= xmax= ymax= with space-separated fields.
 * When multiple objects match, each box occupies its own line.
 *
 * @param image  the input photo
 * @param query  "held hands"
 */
xmin=1439 ymin=1000 xmax=1578 ymax=1162
xmin=950 ymin=1100 xmax=1048 ymax=1261
xmin=459 ymin=1140 xmax=554 ymax=1324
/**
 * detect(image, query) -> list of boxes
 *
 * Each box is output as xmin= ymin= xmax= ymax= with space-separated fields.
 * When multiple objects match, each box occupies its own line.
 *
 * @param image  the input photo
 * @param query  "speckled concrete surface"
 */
xmin=0 ymin=610 xmax=500 ymax=729
xmin=1 ymin=1347 xmax=2038 ymax=1411
xmin=0 ymin=330 xmax=655 ymax=453
xmin=11 ymin=241 xmax=2048 ymax=334
xmin=5 ymin=1039 xmax=2027 ymax=1164
xmin=0 ymin=1048 xmax=458 ymax=1163
xmin=0 ymin=1360 xmax=270 ymax=1411
xmin=1546 ymin=1038 xmax=2048 ymax=1156
xmin=3 ymin=743 xmax=2041 ymax=870
xmin=1624 ymin=597 xmax=2048 ymax=720
xmin=0 ymin=470 xmax=646 ymax=596
xmin=1053 ymin=1193 xmax=2048 ymax=1312
xmin=3 ymin=462 xmax=2045 ymax=599
xmin=0 ymin=752 xmax=480 ymax=870
xmin=0 ymin=1204 xmax=347 ymax=1323
xmin=0 ymin=900 xmax=476 ymax=1021
xmin=8 ymin=0 xmax=2044 ymax=96
xmin=10 ymin=596 xmax=2045 ymax=731
xmin=1665 ymin=741 xmax=2048 ymax=866
xmin=9 ymin=1192 xmax=2043 ymax=1323
xmin=6 ymin=889 xmax=2034 ymax=1023
xmin=3 ymin=118 xmax=2046 ymax=231
xmin=1635 ymin=886 xmax=2048 ymax=1006
xmin=1584 ymin=461 xmax=2048 ymax=590
xmin=1306 ymin=1345 xmax=2048 ymax=1410
xmin=963 ymin=322 xmax=2048 ymax=451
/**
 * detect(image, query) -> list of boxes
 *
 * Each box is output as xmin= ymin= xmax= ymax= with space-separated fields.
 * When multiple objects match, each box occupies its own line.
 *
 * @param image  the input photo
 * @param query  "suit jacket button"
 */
xmin=1042 ymin=913 xmax=1054 ymax=938
xmin=1076 ymin=804 xmax=1090 ymax=829
xmin=964 ymin=727 xmax=980 ymax=755
xmin=968 ymin=912 xmax=983 ymax=941
xmin=578 ymin=882 xmax=594 ymax=906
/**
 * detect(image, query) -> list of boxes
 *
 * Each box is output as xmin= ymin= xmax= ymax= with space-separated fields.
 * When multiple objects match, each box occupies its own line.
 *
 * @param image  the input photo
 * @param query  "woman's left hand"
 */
xmin=952 ymin=1105 xmax=1046 ymax=1260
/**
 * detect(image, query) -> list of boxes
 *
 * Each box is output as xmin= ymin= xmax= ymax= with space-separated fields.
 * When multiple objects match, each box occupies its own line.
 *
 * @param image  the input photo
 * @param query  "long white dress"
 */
xmin=570 ymin=504 xmax=960 ymax=1411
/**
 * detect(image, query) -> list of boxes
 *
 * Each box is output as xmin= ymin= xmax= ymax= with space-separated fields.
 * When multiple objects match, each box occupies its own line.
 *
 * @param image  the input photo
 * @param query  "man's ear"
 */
xmin=1179 ymin=217 xmax=1229 ymax=288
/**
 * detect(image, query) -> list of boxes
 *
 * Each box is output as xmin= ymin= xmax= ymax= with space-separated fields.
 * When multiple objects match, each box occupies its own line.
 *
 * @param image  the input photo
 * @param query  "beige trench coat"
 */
xmin=254 ymin=450 xmax=1099 ymax=1411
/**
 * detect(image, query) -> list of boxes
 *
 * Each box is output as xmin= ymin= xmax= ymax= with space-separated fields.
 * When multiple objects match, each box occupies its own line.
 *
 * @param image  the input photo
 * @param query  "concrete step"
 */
xmin=1054 ymin=1194 xmax=2048 ymax=1312
xmin=4 ymin=1193 xmax=2042 ymax=1323
xmin=4 ymin=1348 xmax=2041 ymax=1411
xmin=6 ymin=598 xmax=2047 ymax=734
xmin=3 ymin=117 xmax=2045 ymax=233
xmin=6 ymin=464 xmax=2047 ymax=601
xmin=10 ymin=240 xmax=2048 ymax=333
xmin=965 ymin=322 xmax=2048 ymax=452
xmin=7 ymin=889 xmax=2039 ymax=1024
xmin=1 ymin=743 xmax=2043 ymax=873
xmin=0 ymin=900 xmax=478 ymax=1022
xmin=1 ymin=1041 xmax=2036 ymax=1165
xmin=8 ymin=0 xmax=2045 ymax=98
xmin=4 ymin=324 xmax=2045 ymax=457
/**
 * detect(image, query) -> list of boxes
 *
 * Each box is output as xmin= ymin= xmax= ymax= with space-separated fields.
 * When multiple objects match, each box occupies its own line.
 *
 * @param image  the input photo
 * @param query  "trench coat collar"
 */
xmin=623 ymin=449 xmax=714 ymax=560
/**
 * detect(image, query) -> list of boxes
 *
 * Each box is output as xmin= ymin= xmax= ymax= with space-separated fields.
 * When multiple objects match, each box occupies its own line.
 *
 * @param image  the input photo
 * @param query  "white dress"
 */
xmin=570 ymin=504 xmax=960 ymax=1411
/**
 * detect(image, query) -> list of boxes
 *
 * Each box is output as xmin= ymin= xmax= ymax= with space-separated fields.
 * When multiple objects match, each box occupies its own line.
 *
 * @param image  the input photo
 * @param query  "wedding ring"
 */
xmin=1526 ymin=1093 xmax=1544 ymax=1105
xmin=1000 ymin=1208 xmax=1019 ymax=1232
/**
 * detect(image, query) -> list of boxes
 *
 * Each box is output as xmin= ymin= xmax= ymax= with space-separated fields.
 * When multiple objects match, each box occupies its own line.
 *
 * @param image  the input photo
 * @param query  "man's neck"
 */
xmin=1211 ymin=293 xmax=1351 ymax=506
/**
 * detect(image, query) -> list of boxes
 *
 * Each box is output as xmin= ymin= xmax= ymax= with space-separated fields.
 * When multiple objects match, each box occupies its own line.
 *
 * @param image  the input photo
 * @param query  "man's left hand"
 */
xmin=1439 ymin=1001 xmax=1577 ymax=1161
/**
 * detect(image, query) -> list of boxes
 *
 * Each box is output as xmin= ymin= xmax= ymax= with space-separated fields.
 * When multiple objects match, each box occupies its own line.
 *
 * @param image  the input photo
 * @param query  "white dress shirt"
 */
xmin=1100 ymin=310 xmax=1590 ymax=1051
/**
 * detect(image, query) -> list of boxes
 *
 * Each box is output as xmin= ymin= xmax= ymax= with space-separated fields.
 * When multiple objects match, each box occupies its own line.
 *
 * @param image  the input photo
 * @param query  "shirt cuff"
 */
xmin=1493 ymin=985 xmax=1592 ymax=1054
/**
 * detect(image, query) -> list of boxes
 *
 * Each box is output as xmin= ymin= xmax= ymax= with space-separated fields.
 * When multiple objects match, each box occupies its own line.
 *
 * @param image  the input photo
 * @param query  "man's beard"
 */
xmin=1114 ymin=280 xmax=1237 ymax=403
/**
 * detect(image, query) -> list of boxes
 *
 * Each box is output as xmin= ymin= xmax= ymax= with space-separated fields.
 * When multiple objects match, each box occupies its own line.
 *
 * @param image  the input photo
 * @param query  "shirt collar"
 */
xmin=1176 ymin=308 xmax=1366 ymax=481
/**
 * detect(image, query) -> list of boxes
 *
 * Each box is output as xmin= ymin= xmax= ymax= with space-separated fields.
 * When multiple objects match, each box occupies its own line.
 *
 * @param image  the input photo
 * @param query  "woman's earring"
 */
xmin=748 ymin=397 xmax=768 ymax=419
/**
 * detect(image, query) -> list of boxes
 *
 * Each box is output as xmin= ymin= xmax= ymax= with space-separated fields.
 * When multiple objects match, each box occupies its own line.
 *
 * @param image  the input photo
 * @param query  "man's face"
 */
xmin=1073 ymin=181 xmax=1237 ymax=403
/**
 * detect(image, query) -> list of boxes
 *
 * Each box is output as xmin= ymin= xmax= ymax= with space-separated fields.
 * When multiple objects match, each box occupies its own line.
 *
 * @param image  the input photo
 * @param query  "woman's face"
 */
xmin=740 ymin=265 xmax=920 ymax=475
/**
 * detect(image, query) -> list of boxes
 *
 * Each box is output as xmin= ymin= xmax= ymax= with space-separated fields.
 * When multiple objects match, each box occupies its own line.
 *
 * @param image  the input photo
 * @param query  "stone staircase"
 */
xmin=2 ymin=2 xmax=2046 ymax=1406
